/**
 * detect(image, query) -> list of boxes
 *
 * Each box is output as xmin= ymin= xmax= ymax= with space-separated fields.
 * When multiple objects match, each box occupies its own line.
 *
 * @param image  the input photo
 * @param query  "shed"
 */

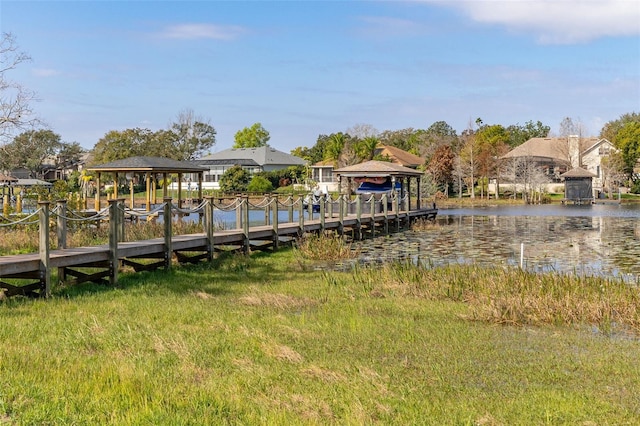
xmin=561 ymin=167 xmax=596 ymax=203
xmin=87 ymin=156 xmax=206 ymax=211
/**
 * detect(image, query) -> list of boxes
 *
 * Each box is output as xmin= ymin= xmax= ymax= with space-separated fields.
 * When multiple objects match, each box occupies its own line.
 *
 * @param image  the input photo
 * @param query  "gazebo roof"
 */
xmin=333 ymin=160 xmax=423 ymax=178
xmin=87 ymin=156 xmax=206 ymax=173
xmin=561 ymin=167 xmax=597 ymax=178
xmin=0 ymin=173 xmax=17 ymax=183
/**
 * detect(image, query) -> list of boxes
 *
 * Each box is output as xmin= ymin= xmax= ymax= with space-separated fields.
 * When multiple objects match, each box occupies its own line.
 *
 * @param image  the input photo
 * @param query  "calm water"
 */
xmin=348 ymin=203 xmax=640 ymax=283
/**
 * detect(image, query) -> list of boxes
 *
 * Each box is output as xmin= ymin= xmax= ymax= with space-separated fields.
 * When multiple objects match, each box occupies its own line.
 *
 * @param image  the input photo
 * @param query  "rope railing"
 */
xmin=0 ymin=209 xmax=42 ymax=227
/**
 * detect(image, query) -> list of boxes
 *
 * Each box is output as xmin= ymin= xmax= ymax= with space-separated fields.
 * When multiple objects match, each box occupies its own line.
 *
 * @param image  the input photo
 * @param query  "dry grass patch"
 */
xmin=347 ymin=262 xmax=640 ymax=335
xmin=239 ymin=292 xmax=316 ymax=311
xmin=294 ymin=232 xmax=360 ymax=261
xmin=262 ymin=342 xmax=304 ymax=363
xmin=301 ymin=365 xmax=346 ymax=383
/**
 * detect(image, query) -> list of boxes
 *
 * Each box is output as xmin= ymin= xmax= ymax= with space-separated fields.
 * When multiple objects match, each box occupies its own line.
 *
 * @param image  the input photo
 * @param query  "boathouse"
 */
xmin=562 ymin=167 xmax=597 ymax=203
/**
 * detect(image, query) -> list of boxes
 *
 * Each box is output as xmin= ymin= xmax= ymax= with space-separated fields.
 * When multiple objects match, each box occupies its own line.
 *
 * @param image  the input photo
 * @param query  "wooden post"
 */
xmin=56 ymin=199 xmax=67 ymax=249
xmin=108 ymin=199 xmax=119 ymax=285
xmin=177 ymin=173 xmax=183 ymax=208
xmin=204 ymin=196 xmax=215 ymax=261
xmin=394 ymin=192 xmax=400 ymax=232
xmin=382 ymin=193 xmax=389 ymax=234
xmin=271 ymin=195 xmax=279 ymax=250
xmin=146 ymin=172 xmax=152 ymax=212
xmin=328 ymin=196 xmax=333 ymax=218
xmin=38 ymin=201 xmax=51 ymax=297
xmin=288 ymin=196 xmax=294 ymax=223
xmin=242 ymin=195 xmax=250 ymax=253
xmin=129 ymin=178 xmax=135 ymax=209
xmin=235 ymin=196 xmax=242 ymax=229
xmin=264 ymin=195 xmax=270 ymax=226
xmin=319 ymin=194 xmax=325 ymax=232
xmin=163 ymin=197 xmax=172 ymax=269
xmin=162 ymin=173 xmax=168 ymax=200
xmin=355 ymin=194 xmax=362 ymax=240
xmin=118 ymin=198 xmax=126 ymax=242
xmin=370 ymin=195 xmax=375 ymax=238
xmin=54 ymin=200 xmax=67 ymax=295
xmin=338 ymin=194 xmax=345 ymax=236
xmin=95 ymin=173 xmax=101 ymax=211
xmin=416 ymin=177 xmax=422 ymax=210
xmin=307 ymin=193 xmax=313 ymax=221
xmin=298 ymin=195 xmax=304 ymax=234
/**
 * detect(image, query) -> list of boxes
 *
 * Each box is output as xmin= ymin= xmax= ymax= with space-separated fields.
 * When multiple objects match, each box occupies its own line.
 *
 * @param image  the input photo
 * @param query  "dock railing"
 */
xmin=0 ymin=192 xmax=436 ymax=299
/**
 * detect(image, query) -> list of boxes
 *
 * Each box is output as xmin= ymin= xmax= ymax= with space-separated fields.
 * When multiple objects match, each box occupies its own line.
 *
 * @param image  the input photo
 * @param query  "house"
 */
xmin=192 ymin=146 xmax=307 ymax=190
xmin=500 ymin=135 xmax=617 ymax=195
xmin=311 ymin=144 xmax=424 ymax=193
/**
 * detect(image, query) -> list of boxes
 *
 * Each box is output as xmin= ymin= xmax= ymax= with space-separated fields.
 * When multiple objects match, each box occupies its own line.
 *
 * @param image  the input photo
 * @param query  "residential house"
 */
xmin=500 ymin=135 xmax=617 ymax=196
xmin=311 ymin=144 xmax=424 ymax=193
xmin=192 ymin=146 xmax=307 ymax=190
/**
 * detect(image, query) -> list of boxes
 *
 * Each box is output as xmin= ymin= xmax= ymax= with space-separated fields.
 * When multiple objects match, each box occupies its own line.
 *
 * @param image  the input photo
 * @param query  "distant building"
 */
xmin=192 ymin=146 xmax=306 ymax=190
xmin=500 ymin=135 xmax=617 ymax=196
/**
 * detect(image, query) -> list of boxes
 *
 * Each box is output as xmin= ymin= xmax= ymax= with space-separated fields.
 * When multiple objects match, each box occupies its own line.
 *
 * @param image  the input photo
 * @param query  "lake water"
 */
xmin=348 ymin=203 xmax=640 ymax=284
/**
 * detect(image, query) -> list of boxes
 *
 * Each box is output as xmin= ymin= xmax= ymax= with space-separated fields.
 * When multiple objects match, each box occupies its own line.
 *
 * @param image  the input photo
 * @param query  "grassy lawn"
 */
xmin=2 ymin=249 xmax=640 ymax=424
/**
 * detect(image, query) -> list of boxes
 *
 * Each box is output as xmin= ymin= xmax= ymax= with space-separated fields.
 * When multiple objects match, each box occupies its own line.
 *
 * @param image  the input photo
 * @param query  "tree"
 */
xmin=57 ymin=142 xmax=85 ymax=169
xmin=247 ymin=175 xmax=273 ymax=193
xmin=345 ymin=123 xmax=378 ymax=139
xmin=558 ymin=116 xmax=585 ymax=137
xmin=475 ymin=124 xmax=510 ymax=198
xmin=169 ymin=108 xmax=216 ymax=160
xmin=427 ymin=145 xmax=455 ymax=197
xmin=600 ymin=151 xmax=626 ymax=198
xmin=0 ymin=129 xmax=60 ymax=177
xmin=323 ymin=132 xmax=348 ymax=166
xmin=378 ymin=128 xmax=422 ymax=153
xmin=1 ymin=33 xmax=40 ymax=142
xmin=354 ymin=136 xmax=379 ymax=161
xmin=506 ymin=120 xmax=550 ymax=147
xmin=91 ymin=128 xmax=151 ymax=165
xmin=600 ymin=112 xmax=640 ymax=146
xmin=219 ymin=165 xmax=250 ymax=193
xmin=233 ymin=122 xmax=270 ymax=148
xmin=616 ymin=121 xmax=640 ymax=179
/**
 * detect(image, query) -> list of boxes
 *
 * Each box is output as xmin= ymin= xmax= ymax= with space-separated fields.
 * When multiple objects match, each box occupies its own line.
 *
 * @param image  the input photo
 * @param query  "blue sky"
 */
xmin=2 ymin=0 xmax=639 ymax=153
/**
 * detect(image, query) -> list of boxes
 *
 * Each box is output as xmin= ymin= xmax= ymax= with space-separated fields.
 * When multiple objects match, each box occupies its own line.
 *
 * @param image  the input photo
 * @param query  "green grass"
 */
xmin=2 ymin=250 xmax=640 ymax=424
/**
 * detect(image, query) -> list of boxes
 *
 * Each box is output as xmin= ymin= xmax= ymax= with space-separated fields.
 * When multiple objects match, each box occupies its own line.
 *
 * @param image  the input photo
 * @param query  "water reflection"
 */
xmin=347 ymin=204 xmax=640 ymax=284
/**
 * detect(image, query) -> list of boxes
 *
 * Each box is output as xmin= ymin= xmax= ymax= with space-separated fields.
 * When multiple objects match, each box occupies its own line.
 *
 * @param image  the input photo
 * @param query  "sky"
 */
xmin=1 ymin=0 xmax=639 ymax=154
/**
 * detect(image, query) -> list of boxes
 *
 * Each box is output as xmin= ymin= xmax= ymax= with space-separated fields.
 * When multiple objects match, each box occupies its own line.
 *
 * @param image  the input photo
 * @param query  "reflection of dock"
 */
xmin=0 ymin=195 xmax=436 ymax=298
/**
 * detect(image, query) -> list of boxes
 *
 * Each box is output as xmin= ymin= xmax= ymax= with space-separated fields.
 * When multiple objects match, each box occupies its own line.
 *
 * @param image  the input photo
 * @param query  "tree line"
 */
xmin=2 ymin=32 xmax=640 ymax=196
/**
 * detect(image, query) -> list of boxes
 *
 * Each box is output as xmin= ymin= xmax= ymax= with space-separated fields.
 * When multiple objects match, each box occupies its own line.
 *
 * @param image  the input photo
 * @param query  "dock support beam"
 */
xmin=38 ymin=201 xmax=51 ymax=297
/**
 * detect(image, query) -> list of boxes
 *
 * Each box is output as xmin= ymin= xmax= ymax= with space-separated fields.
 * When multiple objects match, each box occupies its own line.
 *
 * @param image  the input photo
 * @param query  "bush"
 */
xmin=247 ymin=175 xmax=273 ymax=193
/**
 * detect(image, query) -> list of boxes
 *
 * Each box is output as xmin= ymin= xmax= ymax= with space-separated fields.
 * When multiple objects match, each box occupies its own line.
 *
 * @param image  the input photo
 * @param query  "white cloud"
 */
xmin=159 ymin=23 xmax=246 ymax=40
xmin=356 ymin=16 xmax=424 ymax=38
xmin=32 ymin=68 xmax=60 ymax=77
xmin=429 ymin=0 xmax=640 ymax=43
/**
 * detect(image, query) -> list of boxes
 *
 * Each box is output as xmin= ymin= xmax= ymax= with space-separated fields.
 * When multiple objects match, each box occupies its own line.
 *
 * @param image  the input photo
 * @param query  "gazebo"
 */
xmin=561 ymin=167 xmax=597 ymax=203
xmin=333 ymin=160 xmax=425 ymax=209
xmin=87 ymin=156 xmax=206 ymax=211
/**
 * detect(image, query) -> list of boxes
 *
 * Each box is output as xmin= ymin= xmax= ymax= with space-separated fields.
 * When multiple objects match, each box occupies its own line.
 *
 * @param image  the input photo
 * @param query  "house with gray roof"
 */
xmin=193 ymin=146 xmax=307 ymax=189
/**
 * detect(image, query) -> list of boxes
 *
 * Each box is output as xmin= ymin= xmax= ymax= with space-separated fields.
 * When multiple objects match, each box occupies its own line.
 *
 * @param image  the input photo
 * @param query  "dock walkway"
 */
xmin=0 ymin=194 xmax=436 ymax=298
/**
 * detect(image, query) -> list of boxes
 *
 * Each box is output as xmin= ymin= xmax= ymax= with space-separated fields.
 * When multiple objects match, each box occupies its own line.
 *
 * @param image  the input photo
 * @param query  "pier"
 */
xmin=0 ymin=194 xmax=437 ymax=299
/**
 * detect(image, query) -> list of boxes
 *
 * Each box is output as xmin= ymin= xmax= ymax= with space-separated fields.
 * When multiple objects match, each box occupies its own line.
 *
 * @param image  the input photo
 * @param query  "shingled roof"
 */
xmin=198 ymin=146 xmax=306 ymax=167
xmin=333 ymin=160 xmax=423 ymax=177
xmin=375 ymin=145 xmax=424 ymax=168
xmin=87 ymin=156 xmax=206 ymax=173
xmin=561 ymin=167 xmax=597 ymax=178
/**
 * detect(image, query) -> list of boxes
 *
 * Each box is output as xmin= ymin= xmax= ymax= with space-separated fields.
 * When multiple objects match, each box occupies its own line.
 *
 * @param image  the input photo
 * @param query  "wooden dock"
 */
xmin=0 ymin=194 xmax=437 ymax=298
